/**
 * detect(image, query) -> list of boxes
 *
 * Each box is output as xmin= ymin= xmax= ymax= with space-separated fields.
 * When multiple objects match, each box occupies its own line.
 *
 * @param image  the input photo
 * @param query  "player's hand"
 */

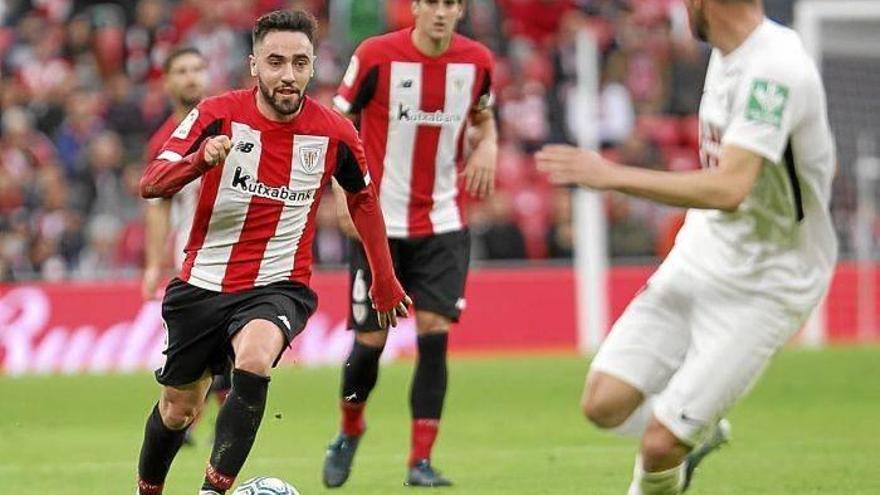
xmin=141 ymin=265 xmax=163 ymax=301
xmin=461 ymin=141 xmax=497 ymax=199
xmin=536 ymin=144 xmax=615 ymax=190
xmin=203 ymin=136 xmax=232 ymax=166
xmin=374 ymin=294 xmax=412 ymax=330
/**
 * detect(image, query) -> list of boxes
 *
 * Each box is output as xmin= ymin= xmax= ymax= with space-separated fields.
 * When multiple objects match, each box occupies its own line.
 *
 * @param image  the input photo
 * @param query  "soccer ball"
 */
xmin=231 ymin=476 xmax=300 ymax=495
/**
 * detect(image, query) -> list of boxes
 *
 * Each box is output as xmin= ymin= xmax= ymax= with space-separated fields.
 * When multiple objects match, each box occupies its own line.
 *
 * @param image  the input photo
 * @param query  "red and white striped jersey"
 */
xmin=334 ymin=28 xmax=494 ymax=238
xmin=151 ymin=89 xmax=371 ymax=293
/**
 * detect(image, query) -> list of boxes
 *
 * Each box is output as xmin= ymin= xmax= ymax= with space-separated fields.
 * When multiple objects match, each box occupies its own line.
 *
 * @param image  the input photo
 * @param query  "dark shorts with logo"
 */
xmin=347 ymin=229 xmax=470 ymax=332
xmin=156 ymin=278 xmax=318 ymax=386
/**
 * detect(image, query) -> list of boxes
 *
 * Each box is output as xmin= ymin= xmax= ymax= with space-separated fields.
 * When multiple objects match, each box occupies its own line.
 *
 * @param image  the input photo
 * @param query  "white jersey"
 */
xmin=669 ymin=19 xmax=838 ymax=311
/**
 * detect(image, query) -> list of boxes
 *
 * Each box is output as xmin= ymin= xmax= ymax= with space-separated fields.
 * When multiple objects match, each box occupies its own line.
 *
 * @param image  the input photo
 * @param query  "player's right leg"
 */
xmin=137 ymin=374 xmax=213 ymax=495
xmin=582 ymin=263 xmax=699 ymax=495
xmin=323 ymin=240 xmax=396 ymax=488
xmin=584 ymin=266 xmax=691 ymax=440
xmin=137 ymin=277 xmax=231 ymax=495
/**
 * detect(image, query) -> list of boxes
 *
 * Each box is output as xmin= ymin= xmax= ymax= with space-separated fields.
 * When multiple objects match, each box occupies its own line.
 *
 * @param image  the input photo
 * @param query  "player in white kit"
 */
xmin=536 ymin=0 xmax=837 ymax=493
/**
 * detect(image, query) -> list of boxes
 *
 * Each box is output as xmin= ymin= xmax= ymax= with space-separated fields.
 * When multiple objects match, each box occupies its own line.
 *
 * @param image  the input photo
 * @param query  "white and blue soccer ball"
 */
xmin=231 ymin=476 xmax=300 ymax=495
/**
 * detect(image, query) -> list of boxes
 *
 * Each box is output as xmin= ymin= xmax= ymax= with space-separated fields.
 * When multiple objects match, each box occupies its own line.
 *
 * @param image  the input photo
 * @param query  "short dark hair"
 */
xmin=163 ymin=47 xmax=204 ymax=73
xmin=252 ymin=10 xmax=318 ymax=46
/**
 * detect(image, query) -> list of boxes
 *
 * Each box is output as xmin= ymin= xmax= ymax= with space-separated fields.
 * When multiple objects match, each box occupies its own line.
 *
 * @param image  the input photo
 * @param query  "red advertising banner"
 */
xmin=0 ymin=264 xmax=875 ymax=375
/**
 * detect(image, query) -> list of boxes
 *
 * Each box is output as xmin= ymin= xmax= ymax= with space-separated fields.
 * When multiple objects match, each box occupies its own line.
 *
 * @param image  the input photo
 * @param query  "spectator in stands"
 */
xmin=54 ymin=89 xmax=104 ymax=177
xmin=471 ymin=192 xmax=529 ymax=261
xmin=182 ymin=0 xmax=247 ymax=94
xmin=104 ymin=73 xmax=146 ymax=146
xmin=607 ymin=195 xmax=654 ymax=258
xmin=125 ymin=0 xmax=175 ymax=83
xmin=546 ymin=188 xmax=574 ymax=259
xmin=599 ymin=52 xmax=635 ymax=147
xmin=74 ymin=130 xmax=139 ymax=222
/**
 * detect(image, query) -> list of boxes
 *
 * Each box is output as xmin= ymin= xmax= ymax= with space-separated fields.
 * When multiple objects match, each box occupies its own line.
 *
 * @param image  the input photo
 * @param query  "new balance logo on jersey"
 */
xmin=231 ymin=167 xmax=314 ymax=204
xmin=396 ymin=103 xmax=462 ymax=126
xmin=234 ymin=141 xmax=255 ymax=153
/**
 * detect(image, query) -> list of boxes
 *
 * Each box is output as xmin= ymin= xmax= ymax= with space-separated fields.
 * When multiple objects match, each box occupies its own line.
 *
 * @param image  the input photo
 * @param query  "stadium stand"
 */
xmin=0 ymin=0 xmax=800 ymax=281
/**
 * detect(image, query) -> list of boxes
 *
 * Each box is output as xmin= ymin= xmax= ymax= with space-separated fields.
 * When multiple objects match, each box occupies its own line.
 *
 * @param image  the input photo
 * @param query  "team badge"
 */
xmin=300 ymin=146 xmax=322 ymax=172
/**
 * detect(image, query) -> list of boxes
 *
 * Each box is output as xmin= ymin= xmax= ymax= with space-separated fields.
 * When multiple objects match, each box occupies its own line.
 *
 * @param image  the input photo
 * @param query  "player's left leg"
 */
xmin=201 ymin=284 xmax=317 ymax=494
xmin=406 ymin=310 xmax=453 ymax=487
xmin=199 ymin=319 xmax=285 ymax=494
xmin=401 ymin=230 xmax=469 ymax=487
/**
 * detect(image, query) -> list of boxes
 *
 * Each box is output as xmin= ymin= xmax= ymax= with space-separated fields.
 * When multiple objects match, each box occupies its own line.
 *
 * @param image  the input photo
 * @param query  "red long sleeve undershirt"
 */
xmin=139 ymin=139 xmax=212 ymax=199
xmin=346 ymin=184 xmax=405 ymax=312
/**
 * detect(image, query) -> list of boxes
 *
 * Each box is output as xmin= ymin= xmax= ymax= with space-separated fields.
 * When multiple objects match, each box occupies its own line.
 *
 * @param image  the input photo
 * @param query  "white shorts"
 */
xmin=590 ymin=260 xmax=809 ymax=446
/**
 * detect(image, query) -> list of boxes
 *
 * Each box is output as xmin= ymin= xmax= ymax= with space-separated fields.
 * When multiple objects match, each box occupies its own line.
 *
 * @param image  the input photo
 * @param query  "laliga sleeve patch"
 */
xmin=172 ymin=108 xmax=200 ymax=139
xmin=342 ymin=55 xmax=359 ymax=88
xmin=745 ymin=79 xmax=789 ymax=128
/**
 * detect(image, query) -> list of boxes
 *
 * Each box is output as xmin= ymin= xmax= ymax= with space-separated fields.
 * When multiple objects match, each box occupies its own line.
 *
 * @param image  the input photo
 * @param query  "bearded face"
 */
xmin=251 ymin=30 xmax=314 ymax=117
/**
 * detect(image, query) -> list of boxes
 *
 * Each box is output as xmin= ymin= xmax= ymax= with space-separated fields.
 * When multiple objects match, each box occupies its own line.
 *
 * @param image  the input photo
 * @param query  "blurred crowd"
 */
xmin=0 ymin=0 xmax=797 ymax=282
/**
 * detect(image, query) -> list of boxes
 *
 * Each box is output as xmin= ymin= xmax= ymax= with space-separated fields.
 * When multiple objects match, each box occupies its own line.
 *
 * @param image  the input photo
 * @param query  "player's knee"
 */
xmin=235 ymin=351 xmax=274 ymax=377
xmin=415 ymin=311 xmax=450 ymax=333
xmin=640 ymin=421 xmax=686 ymax=470
xmin=356 ymin=330 xmax=388 ymax=349
xmin=582 ymin=394 xmax=628 ymax=429
xmin=159 ymin=396 xmax=202 ymax=430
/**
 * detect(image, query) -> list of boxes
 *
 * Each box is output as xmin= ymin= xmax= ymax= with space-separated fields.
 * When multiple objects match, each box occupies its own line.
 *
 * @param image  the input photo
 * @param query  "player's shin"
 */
xmin=202 ymin=369 xmax=270 ymax=494
xmin=137 ymin=403 xmax=190 ymax=495
xmin=409 ymin=332 xmax=448 ymax=466
xmin=339 ymin=340 xmax=384 ymax=436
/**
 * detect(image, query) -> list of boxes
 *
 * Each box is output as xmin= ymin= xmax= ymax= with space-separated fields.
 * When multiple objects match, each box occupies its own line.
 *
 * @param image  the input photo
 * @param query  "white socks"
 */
xmin=611 ymin=397 xmax=656 ymax=438
xmin=627 ymin=456 xmax=685 ymax=495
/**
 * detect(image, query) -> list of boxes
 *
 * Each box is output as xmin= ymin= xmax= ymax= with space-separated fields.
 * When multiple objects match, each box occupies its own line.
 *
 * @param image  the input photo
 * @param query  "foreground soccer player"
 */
xmin=537 ymin=1 xmax=837 ymax=494
xmin=140 ymin=48 xmax=230 ymax=446
xmin=323 ymin=0 xmax=497 ymax=488
xmin=134 ymin=11 xmax=409 ymax=495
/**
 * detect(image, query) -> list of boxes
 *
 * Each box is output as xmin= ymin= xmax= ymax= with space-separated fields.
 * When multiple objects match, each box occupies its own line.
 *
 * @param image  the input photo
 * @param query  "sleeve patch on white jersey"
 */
xmin=172 ymin=108 xmax=200 ymax=139
xmin=745 ymin=79 xmax=788 ymax=129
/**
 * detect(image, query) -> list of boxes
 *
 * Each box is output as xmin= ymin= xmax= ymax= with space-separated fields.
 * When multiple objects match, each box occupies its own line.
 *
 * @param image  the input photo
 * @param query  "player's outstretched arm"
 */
xmin=461 ymin=108 xmax=498 ymax=199
xmin=345 ymin=185 xmax=411 ymax=329
xmin=331 ymin=179 xmax=360 ymax=239
xmin=140 ymin=136 xmax=231 ymax=199
xmin=535 ymin=143 xmax=763 ymax=212
xmin=142 ymin=199 xmax=172 ymax=300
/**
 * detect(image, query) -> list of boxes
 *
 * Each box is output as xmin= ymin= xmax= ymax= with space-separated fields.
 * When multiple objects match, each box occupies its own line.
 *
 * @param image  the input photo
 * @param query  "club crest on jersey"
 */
xmin=231 ymin=166 xmax=314 ymax=204
xmin=299 ymin=146 xmax=322 ymax=172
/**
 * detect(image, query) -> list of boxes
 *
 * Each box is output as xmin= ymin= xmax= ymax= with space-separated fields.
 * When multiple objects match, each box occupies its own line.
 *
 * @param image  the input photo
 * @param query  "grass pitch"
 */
xmin=1 ymin=347 xmax=878 ymax=494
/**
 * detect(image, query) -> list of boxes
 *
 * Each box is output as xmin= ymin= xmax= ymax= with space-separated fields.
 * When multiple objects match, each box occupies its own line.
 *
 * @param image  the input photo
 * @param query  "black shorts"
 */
xmin=347 ymin=229 xmax=470 ymax=332
xmin=156 ymin=278 xmax=318 ymax=386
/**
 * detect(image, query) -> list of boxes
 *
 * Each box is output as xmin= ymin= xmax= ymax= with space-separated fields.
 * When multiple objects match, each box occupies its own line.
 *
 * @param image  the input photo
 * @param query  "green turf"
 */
xmin=1 ymin=347 xmax=878 ymax=494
